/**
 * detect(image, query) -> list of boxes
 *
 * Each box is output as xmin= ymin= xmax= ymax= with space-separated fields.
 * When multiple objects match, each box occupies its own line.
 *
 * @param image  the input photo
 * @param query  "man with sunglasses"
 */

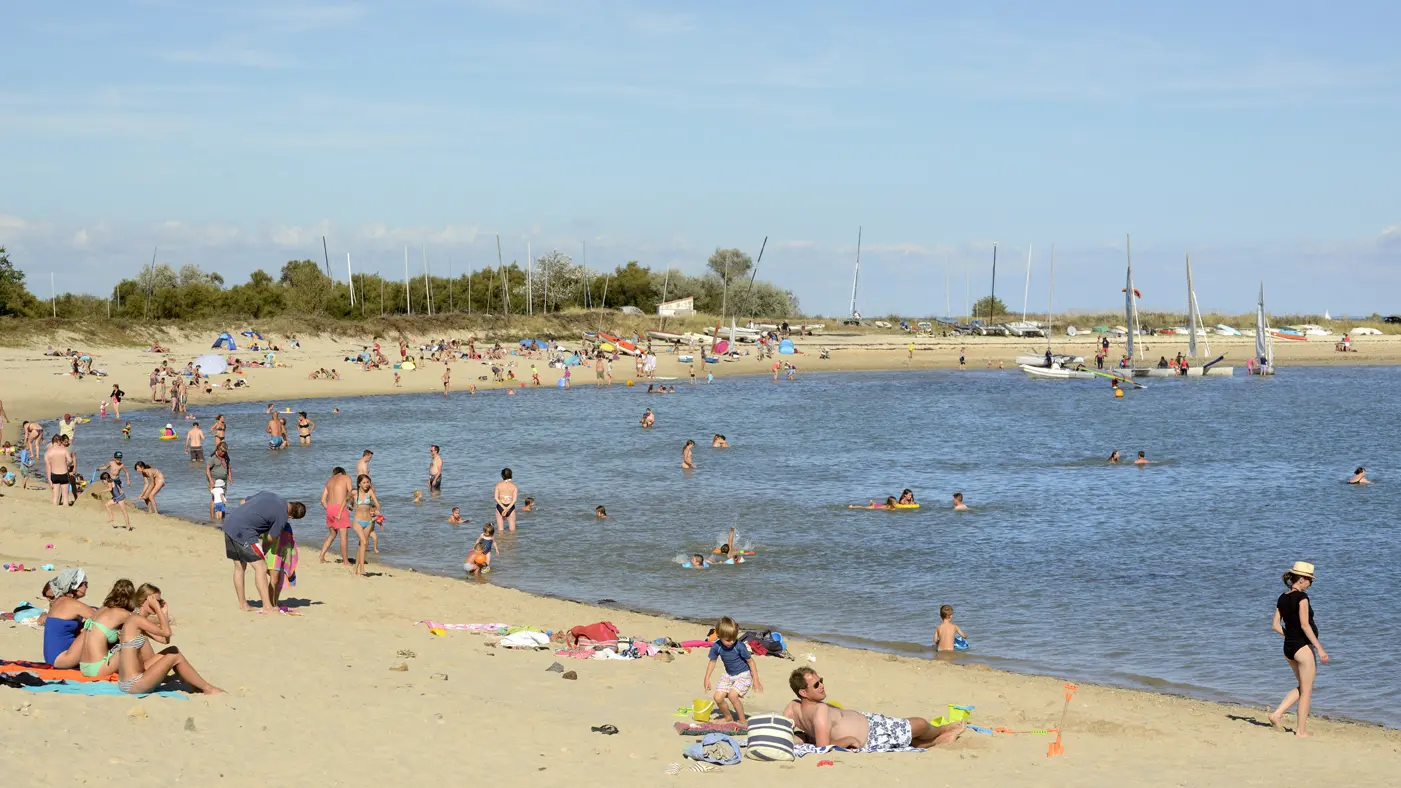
xmin=783 ymin=667 xmax=964 ymax=751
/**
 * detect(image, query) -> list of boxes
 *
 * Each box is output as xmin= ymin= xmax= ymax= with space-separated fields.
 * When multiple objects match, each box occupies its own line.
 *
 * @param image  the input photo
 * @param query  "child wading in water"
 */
xmin=702 ymin=616 xmax=763 ymax=725
xmin=933 ymin=604 xmax=967 ymax=652
xmin=473 ymin=523 xmax=498 ymax=571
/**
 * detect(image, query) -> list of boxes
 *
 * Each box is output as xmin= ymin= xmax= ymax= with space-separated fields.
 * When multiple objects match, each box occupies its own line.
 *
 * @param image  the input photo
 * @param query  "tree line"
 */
xmin=0 ymin=245 xmax=800 ymax=321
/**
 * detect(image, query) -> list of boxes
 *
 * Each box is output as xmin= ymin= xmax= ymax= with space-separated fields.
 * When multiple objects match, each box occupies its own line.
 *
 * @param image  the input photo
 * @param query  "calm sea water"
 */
xmin=62 ymin=367 xmax=1400 ymax=727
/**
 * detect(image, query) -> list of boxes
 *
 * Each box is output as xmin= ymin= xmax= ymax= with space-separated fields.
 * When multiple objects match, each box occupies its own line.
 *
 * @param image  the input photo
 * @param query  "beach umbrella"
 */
xmin=193 ymin=354 xmax=228 ymax=374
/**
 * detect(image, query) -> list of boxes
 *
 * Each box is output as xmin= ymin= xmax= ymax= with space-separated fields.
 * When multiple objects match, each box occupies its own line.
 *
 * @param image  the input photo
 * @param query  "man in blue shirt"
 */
xmin=222 ymin=491 xmax=305 ymax=612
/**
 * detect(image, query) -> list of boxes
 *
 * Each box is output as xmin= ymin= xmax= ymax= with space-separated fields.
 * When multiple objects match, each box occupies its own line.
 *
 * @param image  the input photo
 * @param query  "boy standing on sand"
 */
xmin=933 ymin=605 xmax=966 ymax=652
xmin=703 ymin=616 xmax=763 ymax=725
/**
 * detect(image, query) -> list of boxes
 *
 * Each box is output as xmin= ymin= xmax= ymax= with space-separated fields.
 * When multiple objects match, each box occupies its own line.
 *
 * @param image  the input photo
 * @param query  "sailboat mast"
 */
xmin=404 ymin=246 xmax=411 ymax=315
xmin=1186 ymin=252 xmax=1203 ymax=359
xmin=1022 ymin=243 xmax=1033 ymax=323
xmin=1047 ymin=244 xmax=1055 ymax=351
xmin=989 ymin=242 xmax=998 ymax=324
xmin=346 ymin=253 xmax=355 ymax=308
xmin=849 ymin=227 xmax=862 ymax=318
xmin=1124 ymin=234 xmax=1135 ymax=363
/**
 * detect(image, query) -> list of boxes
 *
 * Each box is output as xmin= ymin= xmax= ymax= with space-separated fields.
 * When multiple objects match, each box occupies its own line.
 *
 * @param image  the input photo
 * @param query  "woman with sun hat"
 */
xmin=1268 ymin=561 xmax=1329 ymax=737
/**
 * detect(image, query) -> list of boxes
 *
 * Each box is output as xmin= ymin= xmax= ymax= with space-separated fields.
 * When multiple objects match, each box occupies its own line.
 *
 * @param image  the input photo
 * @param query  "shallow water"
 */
xmin=63 ymin=366 xmax=1401 ymax=727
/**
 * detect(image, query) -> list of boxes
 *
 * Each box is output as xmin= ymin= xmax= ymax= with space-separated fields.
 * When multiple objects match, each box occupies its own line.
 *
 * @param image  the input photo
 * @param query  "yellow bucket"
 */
xmin=691 ymin=699 xmax=716 ymax=722
xmin=931 ymin=704 xmax=973 ymax=726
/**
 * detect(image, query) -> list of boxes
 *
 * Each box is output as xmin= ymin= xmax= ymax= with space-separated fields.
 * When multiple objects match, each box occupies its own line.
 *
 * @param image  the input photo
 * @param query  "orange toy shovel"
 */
xmin=1046 ymin=684 xmax=1077 ymax=758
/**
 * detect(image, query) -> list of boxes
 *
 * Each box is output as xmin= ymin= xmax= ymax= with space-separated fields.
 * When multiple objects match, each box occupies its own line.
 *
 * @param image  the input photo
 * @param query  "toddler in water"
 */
xmin=595 ymin=506 xmax=608 ymax=519
xmin=703 ymin=616 xmax=764 ymax=725
xmin=464 ymin=544 xmax=490 ymax=576
xmin=521 ymin=497 xmax=534 ymax=512
xmin=448 ymin=506 xmax=465 ymax=524
xmin=122 ymin=422 xmax=132 ymax=439
xmin=933 ymin=604 xmax=967 ymax=652
xmin=686 ymin=553 xmax=710 ymax=568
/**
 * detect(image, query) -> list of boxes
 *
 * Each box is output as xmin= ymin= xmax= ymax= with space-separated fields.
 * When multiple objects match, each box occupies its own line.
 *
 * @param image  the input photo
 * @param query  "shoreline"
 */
xmin=3 ymin=491 xmax=1399 ymax=788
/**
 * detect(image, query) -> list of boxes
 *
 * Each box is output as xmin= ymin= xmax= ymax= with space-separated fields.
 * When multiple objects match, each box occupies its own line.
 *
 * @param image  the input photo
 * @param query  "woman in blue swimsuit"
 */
xmin=350 ymin=474 xmax=380 ymax=577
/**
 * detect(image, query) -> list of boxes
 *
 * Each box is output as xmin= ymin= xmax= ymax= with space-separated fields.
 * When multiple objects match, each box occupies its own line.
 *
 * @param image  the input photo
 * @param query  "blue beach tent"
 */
xmin=211 ymin=333 xmax=237 ymax=350
xmin=778 ymin=339 xmax=795 ymax=355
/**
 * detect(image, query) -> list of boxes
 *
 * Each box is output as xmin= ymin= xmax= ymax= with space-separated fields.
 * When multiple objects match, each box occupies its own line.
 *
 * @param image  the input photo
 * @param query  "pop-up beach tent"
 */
xmin=211 ymin=333 xmax=237 ymax=350
xmin=193 ymin=354 xmax=228 ymax=375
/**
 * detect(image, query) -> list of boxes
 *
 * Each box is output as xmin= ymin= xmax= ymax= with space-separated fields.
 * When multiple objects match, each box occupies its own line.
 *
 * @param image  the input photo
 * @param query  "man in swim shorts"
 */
xmin=44 ymin=435 xmax=72 ymax=506
xmin=494 ymin=467 xmax=518 ymax=532
xmin=783 ymin=667 xmax=963 ymax=751
xmin=266 ymin=413 xmax=287 ymax=449
xmin=427 ymin=445 xmax=442 ymax=494
xmin=319 ymin=467 xmax=353 ymax=564
xmin=186 ymin=421 xmax=205 ymax=462
xmin=222 ymin=491 xmax=306 ymax=612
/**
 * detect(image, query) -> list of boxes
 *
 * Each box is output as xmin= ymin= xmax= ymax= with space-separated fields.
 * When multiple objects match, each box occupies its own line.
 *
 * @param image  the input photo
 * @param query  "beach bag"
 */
xmin=744 ymin=713 xmax=795 ymax=761
xmin=571 ymin=621 xmax=619 ymax=644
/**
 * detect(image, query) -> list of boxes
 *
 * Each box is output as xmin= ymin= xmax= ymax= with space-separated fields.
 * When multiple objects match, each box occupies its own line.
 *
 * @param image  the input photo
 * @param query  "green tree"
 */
xmin=610 ymin=260 xmax=657 ymax=312
xmin=706 ymin=248 xmax=753 ymax=286
xmin=0 ymin=246 xmax=40 ymax=317
xmin=972 ymin=295 xmax=1008 ymax=321
xmin=279 ymin=259 xmax=332 ymax=316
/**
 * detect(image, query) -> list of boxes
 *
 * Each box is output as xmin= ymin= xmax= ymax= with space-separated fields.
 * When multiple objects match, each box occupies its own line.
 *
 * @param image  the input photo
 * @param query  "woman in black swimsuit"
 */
xmin=1268 ymin=561 xmax=1329 ymax=736
xmin=109 ymin=383 xmax=124 ymax=418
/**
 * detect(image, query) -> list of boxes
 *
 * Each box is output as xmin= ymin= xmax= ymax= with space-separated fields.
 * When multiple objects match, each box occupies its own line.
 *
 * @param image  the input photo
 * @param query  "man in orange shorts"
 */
xmin=318 ymin=467 xmax=352 ymax=564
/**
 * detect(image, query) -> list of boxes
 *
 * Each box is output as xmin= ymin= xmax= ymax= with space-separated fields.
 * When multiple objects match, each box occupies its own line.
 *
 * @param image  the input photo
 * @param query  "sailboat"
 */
xmin=1176 ymin=254 xmax=1233 ymax=376
xmin=1120 ymin=235 xmax=1153 ymax=377
xmin=1020 ymin=245 xmax=1094 ymax=379
xmin=1249 ymin=283 xmax=1275 ymax=375
xmin=843 ymin=227 xmax=863 ymax=325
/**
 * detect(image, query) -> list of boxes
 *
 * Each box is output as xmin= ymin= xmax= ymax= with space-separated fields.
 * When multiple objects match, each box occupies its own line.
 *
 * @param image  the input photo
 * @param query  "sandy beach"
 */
xmin=3 ymin=329 xmax=1400 ymax=786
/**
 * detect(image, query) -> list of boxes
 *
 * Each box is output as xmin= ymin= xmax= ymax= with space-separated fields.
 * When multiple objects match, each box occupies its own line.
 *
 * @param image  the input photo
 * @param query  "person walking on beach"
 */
xmin=350 ymin=474 xmax=380 ymax=575
xmin=427 ymin=445 xmax=443 ymax=495
xmin=45 ymin=436 xmax=73 ymax=506
xmin=319 ymin=467 xmax=353 ymax=564
xmin=494 ymin=468 xmax=518 ymax=532
xmin=185 ymin=421 xmax=205 ymax=463
xmin=222 ymin=491 xmax=306 ymax=610
xmin=1269 ymin=561 xmax=1329 ymax=736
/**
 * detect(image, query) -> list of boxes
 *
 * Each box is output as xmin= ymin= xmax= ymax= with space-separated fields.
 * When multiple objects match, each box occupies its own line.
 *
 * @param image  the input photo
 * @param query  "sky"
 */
xmin=2 ymin=0 xmax=1399 ymax=317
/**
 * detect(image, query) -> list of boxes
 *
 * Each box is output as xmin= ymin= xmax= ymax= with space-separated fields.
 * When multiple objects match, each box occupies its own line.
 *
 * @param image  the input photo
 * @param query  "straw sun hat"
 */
xmin=1287 ymin=561 xmax=1315 ymax=579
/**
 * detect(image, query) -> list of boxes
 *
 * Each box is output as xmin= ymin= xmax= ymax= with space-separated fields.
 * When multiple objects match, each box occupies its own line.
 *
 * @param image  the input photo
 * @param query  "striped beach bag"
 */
xmin=744 ymin=713 xmax=795 ymax=761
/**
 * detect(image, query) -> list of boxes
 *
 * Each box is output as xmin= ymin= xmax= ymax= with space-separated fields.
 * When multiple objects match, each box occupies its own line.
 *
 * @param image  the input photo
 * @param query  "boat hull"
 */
xmin=1020 ymin=365 xmax=1097 ymax=380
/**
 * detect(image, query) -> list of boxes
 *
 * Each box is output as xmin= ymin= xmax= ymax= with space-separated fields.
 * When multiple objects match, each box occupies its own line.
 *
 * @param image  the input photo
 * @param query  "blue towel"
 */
xmin=683 ymin=733 xmax=742 ymax=765
xmin=21 ymin=682 xmax=188 ymax=699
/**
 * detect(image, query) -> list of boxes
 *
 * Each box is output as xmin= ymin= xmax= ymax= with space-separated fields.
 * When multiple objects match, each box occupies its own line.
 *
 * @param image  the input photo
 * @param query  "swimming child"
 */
xmin=952 ymin=492 xmax=970 ymax=511
xmin=122 ymin=422 xmax=132 ymax=439
xmin=702 ymin=616 xmax=763 ymax=725
xmin=521 ymin=497 xmax=534 ymax=512
xmin=595 ymin=505 xmax=608 ymax=519
xmin=712 ymin=434 xmax=728 ymax=448
xmin=413 ymin=490 xmax=423 ymax=505
xmin=687 ymin=554 xmax=710 ymax=568
xmin=211 ymin=479 xmax=227 ymax=522
xmin=933 ymin=604 xmax=966 ymax=652
xmin=1107 ymin=450 xmax=1120 ymax=463
xmin=1348 ymin=466 xmax=1371 ymax=485
xmin=448 ymin=507 xmax=465 ymax=524
xmin=640 ymin=408 xmax=655 ymax=428
xmin=849 ymin=496 xmax=898 ymax=510
xmin=160 ymin=423 xmax=177 ymax=439
xmin=898 ymin=488 xmax=916 ymax=505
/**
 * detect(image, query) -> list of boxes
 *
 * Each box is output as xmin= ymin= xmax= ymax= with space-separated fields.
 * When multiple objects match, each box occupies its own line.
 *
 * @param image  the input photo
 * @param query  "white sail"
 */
xmin=1255 ymin=283 xmax=1269 ymax=364
xmin=1186 ymin=254 xmax=1199 ymax=359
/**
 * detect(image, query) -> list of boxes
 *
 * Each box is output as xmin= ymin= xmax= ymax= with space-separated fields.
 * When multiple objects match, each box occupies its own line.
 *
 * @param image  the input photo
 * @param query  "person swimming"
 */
xmin=448 ymin=506 xmax=465 ymax=524
xmin=850 ymin=496 xmax=898 ymax=510
xmin=712 ymin=434 xmax=728 ymax=448
xmin=1133 ymin=451 xmax=1151 ymax=465
xmin=1107 ymin=450 xmax=1120 ymax=463
xmin=898 ymin=489 xmax=915 ymax=505
xmin=595 ymin=505 xmax=608 ymax=519
xmin=1348 ymin=467 xmax=1371 ymax=485
xmin=686 ymin=553 xmax=710 ymax=569
xmin=952 ymin=492 xmax=970 ymax=511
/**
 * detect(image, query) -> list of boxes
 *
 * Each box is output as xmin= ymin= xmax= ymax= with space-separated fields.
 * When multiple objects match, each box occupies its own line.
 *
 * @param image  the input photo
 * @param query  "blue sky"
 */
xmin=2 ymin=0 xmax=1398 ymax=316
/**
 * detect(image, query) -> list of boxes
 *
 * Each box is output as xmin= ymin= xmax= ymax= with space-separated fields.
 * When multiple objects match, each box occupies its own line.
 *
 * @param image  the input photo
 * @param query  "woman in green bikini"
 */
xmin=350 ymin=474 xmax=380 ymax=577
xmin=75 ymin=579 xmax=144 ymax=678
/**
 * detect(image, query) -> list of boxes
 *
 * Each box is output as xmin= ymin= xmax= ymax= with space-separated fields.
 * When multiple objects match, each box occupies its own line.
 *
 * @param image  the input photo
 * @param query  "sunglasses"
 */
xmin=809 ymin=678 xmax=824 ymax=690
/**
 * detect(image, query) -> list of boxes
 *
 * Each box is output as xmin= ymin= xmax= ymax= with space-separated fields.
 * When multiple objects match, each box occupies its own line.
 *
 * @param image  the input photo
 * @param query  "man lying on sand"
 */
xmin=784 ymin=666 xmax=964 ymax=750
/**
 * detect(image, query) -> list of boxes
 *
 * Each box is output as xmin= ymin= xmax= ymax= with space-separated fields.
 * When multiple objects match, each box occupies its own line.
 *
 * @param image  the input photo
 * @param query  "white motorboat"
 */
xmin=647 ymin=330 xmax=685 ymax=343
xmin=1015 ymin=353 xmax=1084 ymax=368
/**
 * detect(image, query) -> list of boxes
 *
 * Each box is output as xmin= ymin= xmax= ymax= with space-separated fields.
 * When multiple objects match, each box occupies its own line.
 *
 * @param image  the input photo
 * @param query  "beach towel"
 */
xmin=418 ymin=621 xmax=508 ymax=633
xmin=498 ymin=631 xmax=551 ymax=649
xmin=569 ymin=622 xmax=619 ymax=645
xmin=1 ymin=661 xmax=117 ymax=683
xmin=264 ymin=525 xmax=298 ymax=589
xmin=16 ymin=682 xmax=188 ymax=699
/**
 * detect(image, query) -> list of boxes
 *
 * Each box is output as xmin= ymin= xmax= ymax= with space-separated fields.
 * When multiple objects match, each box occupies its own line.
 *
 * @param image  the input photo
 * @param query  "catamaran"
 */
xmin=1020 ymin=245 xmax=1094 ymax=379
xmin=1175 ymin=253 xmax=1233 ymax=376
xmin=1249 ymin=283 xmax=1275 ymax=375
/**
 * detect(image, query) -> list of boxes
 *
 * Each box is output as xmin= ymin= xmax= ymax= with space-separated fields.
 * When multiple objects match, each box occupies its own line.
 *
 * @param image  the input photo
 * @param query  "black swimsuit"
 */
xmin=1277 ymin=590 xmax=1317 ymax=660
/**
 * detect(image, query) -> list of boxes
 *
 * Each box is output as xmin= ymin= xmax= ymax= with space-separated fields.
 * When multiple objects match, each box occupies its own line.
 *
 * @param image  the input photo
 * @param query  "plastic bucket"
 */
xmin=692 ymin=699 xmax=716 ymax=722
